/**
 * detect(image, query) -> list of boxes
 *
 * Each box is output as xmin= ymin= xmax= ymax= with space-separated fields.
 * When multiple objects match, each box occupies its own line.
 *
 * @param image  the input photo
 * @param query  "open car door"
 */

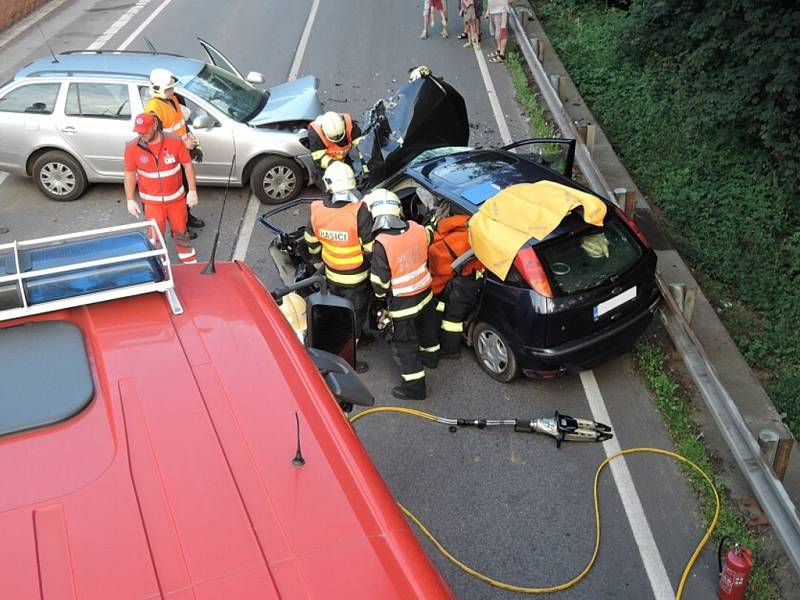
xmin=197 ymin=37 xmax=246 ymax=80
xmin=501 ymin=138 xmax=576 ymax=178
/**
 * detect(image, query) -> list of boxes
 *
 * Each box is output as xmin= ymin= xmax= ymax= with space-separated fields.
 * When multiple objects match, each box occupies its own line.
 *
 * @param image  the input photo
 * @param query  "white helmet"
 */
xmin=323 ymin=161 xmax=358 ymax=202
xmin=364 ymin=189 xmax=405 ymax=232
xmin=317 ymin=111 xmax=346 ymax=143
xmin=149 ymin=68 xmax=178 ymax=99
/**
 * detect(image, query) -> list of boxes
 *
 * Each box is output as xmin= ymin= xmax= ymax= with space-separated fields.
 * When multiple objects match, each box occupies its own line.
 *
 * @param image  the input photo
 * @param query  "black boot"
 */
xmin=187 ymin=209 xmax=205 ymax=228
xmin=392 ymin=385 xmax=426 ymax=400
xmin=355 ymin=360 xmax=369 ymax=374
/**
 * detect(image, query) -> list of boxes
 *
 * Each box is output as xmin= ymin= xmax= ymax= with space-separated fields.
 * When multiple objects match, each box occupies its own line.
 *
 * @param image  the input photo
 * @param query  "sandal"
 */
xmin=457 ymin=32 xmax=468 ymax=40
xmin=441 ymin=28 xmax=449 ymax=38
xmin=489 ymin=55 xmax=505 ymax=63
xmin=487 ymin=50 xmax=498 ymax=59
xmin=463 ymin=40 xmax=473 ymax=48
xmin=420 ymin=30 xmax=428 ymax=39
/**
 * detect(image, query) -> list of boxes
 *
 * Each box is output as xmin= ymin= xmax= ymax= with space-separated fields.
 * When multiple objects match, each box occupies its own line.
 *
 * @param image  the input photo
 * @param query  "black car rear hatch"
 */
xmin=537 ymin=213 xmax=658 ymax=347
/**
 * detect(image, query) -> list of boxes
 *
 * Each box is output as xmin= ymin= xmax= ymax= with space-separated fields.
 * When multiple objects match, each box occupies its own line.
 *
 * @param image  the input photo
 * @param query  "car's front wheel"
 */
xmin=250 ymin=156 xmax=303 ymax=204
xmin=473 ymin=322 xmax=519 ymax=383
xmin=32 ymin=150 xmax=88 ymax=202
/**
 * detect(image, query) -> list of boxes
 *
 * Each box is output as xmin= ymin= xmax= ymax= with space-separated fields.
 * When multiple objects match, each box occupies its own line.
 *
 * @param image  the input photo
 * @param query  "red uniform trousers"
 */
xmin=144 ymin=198 xmax=197 ymax=264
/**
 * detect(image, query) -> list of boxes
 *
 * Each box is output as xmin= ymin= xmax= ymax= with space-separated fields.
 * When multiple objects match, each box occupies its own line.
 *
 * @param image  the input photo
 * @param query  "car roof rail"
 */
xmin=59 ymin=50 xmax=186 ymax=58
xmin=26 ymin=70 xmax=150 ymax=80
xmin=0 ymin=221 xmax=183 ymax=322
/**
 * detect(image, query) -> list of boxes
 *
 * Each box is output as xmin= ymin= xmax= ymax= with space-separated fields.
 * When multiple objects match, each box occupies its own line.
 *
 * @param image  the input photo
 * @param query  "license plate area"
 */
xmin=593 ymin=286 xmax=636 ymax=320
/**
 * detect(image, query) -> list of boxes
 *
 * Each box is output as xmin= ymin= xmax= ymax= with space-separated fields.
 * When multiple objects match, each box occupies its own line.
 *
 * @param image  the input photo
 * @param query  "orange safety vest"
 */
xmin=145 ymin=96 xmax=188 ymax=139
xmin=125 ymin=134 xmax=186 ymax=203
xmin=310 ymin=200 xmax=365 ymax=271
xmin=309 ymin=113 xmax=353 ymax=161
xmin=429 ymin=215 xmax=483 ymax=294
xmin=377 ymin=222 xmax=433 ymax=298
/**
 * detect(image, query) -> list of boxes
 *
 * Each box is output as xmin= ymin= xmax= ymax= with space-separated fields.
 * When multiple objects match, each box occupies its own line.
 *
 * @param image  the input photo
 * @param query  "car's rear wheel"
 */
xmin=32 ymin=151 xmax=87 ymax=202
xmin=473 ymin=322 xmax=518 ymax=383
xmin=250 ymin=156 xmax=303 ymax=204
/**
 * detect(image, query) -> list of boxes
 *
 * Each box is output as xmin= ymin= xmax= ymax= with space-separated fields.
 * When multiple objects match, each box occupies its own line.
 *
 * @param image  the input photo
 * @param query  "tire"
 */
xmin=250 ymin=155 xmax=304 ymax=204
xmin=32 ymin=150 xmax=88 ymax=202
xmin=473 ymin=322 xmax=519 ymax=383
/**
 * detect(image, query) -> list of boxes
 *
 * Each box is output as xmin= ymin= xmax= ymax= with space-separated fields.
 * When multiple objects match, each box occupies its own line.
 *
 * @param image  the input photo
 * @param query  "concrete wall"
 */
xmin=0 ymin=0 xmax=49 ymax=33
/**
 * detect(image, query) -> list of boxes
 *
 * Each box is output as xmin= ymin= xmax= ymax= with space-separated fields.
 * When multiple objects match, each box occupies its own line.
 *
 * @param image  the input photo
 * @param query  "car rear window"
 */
xmin=0 ymin=321 xmax=94 ymax=437
xmin=536 ymin=217 xmax=643 ymax=294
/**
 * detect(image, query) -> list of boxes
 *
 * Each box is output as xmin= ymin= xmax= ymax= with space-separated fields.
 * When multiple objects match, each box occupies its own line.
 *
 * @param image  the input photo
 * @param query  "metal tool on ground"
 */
xmin=350 ymin=407 xmax=719 ymax=598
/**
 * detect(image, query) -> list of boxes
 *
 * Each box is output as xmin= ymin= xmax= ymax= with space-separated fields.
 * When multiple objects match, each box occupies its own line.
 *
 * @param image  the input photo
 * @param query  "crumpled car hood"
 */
xmin=248 ymin=75 xmax=322 ymax=126
xmin=357 ymin=74 xmax=469 ymax=188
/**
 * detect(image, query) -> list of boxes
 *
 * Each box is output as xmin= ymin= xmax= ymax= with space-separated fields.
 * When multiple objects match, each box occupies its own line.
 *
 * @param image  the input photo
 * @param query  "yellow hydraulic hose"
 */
xmin=350 ymin=406 xmax=720 ymax=598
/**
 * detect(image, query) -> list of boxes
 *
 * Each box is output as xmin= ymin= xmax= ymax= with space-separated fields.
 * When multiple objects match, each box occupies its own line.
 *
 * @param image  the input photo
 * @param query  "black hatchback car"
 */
xmin=377 ymin=139 xmax=660 ymax=382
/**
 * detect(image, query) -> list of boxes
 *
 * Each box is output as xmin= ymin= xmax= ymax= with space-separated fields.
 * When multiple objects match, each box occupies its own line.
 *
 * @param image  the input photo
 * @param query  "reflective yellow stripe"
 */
xmin=441 ymin=320 xmax=463 ymax=333
xmin=304 ymin=230 xmax=318 ymax=243
xmin=325 ymin=268 xmax=369 ymax=285
xmin=308 ymin=246 xmax=321 ymax=254
xmin=419 ymin=344 xmax=440 ymax=353
xmin=311 ymin=148 xmax=328 ymax=159
xmin=388 ymin=291 xmax=432 ymax=319
xmin=321 ymin=242 xmax=362 ymax=254
xmin=370 ymin=273 xmax=390 ymax=289
xmin=401 ymin=370 xmax=426 ymax=382
xmin=362 ymin=240 xmax=374 ymax=253
xmin=322 ymin=250 xmax=363 ymax=267
xmin=436 ymin=301 xmax=445 ymax=312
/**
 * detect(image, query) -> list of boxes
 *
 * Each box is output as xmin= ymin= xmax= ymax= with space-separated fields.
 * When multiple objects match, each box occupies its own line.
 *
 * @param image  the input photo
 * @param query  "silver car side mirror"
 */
xmin=246 ymin=71 xmax=265 ymax=84
xmin=192 ymin=114 xmax=215 ymax=130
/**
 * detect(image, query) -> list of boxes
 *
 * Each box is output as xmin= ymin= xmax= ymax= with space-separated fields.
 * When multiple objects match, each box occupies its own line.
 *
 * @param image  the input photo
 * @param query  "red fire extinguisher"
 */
xmin=718 ymin=538 xmax=753 ymax=600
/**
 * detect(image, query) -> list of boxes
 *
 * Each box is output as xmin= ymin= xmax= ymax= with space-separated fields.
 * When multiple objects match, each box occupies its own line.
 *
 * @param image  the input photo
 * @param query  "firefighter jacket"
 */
xmin=304 ymin=198 xmax=374 ymax=287
xmin=370 ymin=222 xmax=434 ymax=320
xmin=145 ymin=96 xmax=189 ymax=140
xmin=309 ymin=115 xmax=362 ymax=167
xmin=123 ymin=133 xmax=190 ymax=203
xmin=428 ymin=214 xmax=483 ymax=295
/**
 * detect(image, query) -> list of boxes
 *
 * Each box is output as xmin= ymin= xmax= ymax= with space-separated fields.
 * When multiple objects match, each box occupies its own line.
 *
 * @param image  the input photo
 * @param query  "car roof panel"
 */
xmin=14 ymin=52 xmax=204 ymax=83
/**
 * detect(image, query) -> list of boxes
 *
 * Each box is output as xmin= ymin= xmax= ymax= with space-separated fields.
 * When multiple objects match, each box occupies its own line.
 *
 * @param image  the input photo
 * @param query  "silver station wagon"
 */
xmin=0 ymin=40 xmax=322 ymax=204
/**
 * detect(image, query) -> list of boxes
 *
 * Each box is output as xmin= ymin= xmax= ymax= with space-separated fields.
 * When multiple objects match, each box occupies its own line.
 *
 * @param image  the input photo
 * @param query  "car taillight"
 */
xmin=614 ymin=207 xmax=650 ymax=248
xmin=513 ymin=247 xmax=553 ymax=298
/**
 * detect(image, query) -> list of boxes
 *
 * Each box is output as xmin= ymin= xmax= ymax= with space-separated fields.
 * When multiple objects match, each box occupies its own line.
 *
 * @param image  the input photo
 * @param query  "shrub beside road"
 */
xmin=535 ymin=0 xmax=800 ymax=439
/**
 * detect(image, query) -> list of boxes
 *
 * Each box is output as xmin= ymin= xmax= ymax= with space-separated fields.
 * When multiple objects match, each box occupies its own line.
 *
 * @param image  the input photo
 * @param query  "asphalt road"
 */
xmin=0 ymin=1 xmax=719 ymax=598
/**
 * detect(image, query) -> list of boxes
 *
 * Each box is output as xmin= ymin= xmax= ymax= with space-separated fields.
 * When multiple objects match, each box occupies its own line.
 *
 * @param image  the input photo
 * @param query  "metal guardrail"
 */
xmin=509 ymin=7 xmax=800 ymax=575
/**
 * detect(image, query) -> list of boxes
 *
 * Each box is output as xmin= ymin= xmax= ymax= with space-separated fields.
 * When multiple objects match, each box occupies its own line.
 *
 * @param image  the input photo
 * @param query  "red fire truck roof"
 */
xmin=0 ymin=262 xmax=451 ymax=599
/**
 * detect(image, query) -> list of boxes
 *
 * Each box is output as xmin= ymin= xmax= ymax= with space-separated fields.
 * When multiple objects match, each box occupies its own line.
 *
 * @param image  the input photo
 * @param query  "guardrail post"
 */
xmin=625 ymin=190 xmax=637 ymax=219
xmin=549 ymin=74 xmax=564 ymax=101
xmin=585 ymin=124 xmax=596 ymax=155
xmin=773 ymin=436 xmax=794 ymax=482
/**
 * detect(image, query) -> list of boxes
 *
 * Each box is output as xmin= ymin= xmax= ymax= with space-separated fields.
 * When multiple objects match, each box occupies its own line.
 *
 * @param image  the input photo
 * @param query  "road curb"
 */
xmin=515 ymin=1 xmax=799 ymax=592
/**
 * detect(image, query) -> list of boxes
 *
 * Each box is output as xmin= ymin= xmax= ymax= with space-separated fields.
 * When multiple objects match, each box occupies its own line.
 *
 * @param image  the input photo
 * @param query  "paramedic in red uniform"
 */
xmin=124 ymin=112 xmax=198 ymax=264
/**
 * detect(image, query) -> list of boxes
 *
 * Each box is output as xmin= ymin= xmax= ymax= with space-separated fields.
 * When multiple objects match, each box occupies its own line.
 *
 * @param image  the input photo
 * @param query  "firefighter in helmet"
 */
xmin=304 ymin=161 xmax=374 ymax=372
xmin=366 ymin=189 xmax=439 ymax=400
xmin=308 ymin=111 xmax=363 ymax=170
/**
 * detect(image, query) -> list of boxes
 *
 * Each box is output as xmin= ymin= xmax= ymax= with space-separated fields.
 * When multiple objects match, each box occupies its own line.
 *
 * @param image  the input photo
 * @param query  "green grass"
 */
xmin=634 ymin=340 xmax=781 ymax=599
xmin=507 ymin=45 xmax=557 ymax=138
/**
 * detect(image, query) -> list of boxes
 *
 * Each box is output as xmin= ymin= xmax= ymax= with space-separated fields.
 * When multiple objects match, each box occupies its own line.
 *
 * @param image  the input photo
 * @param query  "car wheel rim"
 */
xmin=262 ymin=165 xmax=296 ymax=199
xmin=40 ymin=162 xmax=76 ymax=196
xmin=477 ymin=330 xmax=508 ymax=374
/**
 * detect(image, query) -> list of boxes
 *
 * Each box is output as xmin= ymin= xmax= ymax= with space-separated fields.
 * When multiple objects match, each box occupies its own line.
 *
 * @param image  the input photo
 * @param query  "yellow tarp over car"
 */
xmin=468 ymin=181 xmax=607 ymax=279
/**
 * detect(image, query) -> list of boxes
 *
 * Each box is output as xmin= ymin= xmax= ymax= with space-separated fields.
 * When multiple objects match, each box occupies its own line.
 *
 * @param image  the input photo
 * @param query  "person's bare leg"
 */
xmin=421 ymin=12 xmax=430 ymax=38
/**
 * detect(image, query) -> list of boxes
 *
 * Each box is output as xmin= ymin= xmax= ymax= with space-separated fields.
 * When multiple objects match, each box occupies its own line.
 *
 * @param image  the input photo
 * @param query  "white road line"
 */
xmin=288 ymin=0 xmax=321 ymax=81
xmin=233 ymin=0 xmax=321 ymax=261
xmin=87 ymin=0 xmax=152 ymax=51
xmin=580 ymin=370 xmax=675 ymax=599
xmin=473 ymin=46 xmax=513 ymax=145
xmin=0 ymin=172 xmax=8 ymax=186
xmin=116 ymin=0 xmax=174 ymax=51
xmin=0 ymin=0 xmax=71 ymax=49
xmin=232 ymin=195 xmax=261 ymax=261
